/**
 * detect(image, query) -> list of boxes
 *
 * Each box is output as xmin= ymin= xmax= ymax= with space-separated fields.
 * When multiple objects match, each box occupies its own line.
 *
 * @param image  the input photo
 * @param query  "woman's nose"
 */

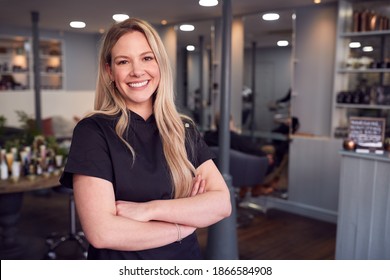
xmin=130 ymin=61 xmax=144 ymax=77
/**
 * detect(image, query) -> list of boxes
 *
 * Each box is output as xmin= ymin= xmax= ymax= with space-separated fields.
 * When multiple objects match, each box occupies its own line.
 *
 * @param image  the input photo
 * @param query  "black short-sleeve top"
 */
xmin=60 ymin=111 xmax=214 ymax=260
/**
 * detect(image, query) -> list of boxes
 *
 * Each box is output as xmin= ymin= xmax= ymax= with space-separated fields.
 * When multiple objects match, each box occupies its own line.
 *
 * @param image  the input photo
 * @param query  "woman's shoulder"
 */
xmin=180 ymin=115 xmax=196 ymax=129
xmin=76 ymin=113 xmax=118 ymax=130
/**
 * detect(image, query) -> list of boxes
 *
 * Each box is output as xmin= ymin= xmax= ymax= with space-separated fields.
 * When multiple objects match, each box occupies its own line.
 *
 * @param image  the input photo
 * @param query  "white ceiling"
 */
xmin=0 ymin=0 xmax=338 ymax=48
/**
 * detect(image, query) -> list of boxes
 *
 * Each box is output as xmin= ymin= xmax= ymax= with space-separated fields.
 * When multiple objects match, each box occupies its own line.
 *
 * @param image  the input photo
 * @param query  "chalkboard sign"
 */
xmin=348 ymin=117 xmax=385 ymax=149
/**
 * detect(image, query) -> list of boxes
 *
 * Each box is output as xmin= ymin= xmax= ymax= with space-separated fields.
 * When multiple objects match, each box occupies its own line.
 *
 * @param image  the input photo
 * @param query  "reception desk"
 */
xmin=336 ymin=151 xmax=390 ymax=259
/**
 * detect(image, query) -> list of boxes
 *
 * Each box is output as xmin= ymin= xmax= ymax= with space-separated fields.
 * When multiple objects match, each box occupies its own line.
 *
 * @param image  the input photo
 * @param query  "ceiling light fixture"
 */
xmin=199 ymin=0 xmax=218 ymax=7
xmin=70 ymin=21 xmax=86 ymax=28
xmin=277 ymin=40 xmax=289 ymax=47
xmin=161 ymin=20 xmax=168 ymax=25
xmin=112 ymin=14 xmax=129 ymax=23
xmin=314 ymin=0 xmax=321 ymax=4
xmin=179 ymin=24 xmax=195 ymax=31
xmin=262 ymin=13 xmax=280 ymax=21
xmin=186 ymin=45 xmax=195 ymax=51
xmin=349 ymin=42 xmax=361 ymax=48
xmin=362 ymin=46 xmax=373 ymax=52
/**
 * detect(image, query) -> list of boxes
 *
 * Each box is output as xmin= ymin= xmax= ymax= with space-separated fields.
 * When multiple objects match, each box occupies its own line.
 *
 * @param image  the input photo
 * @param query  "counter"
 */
xmin=336 ymin=150 xmax=390 ymax=259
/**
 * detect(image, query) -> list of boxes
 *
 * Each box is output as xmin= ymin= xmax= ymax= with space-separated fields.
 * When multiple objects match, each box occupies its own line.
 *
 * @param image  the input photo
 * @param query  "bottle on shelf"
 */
xmin=0 ymin=149 xmax=9 ymax=180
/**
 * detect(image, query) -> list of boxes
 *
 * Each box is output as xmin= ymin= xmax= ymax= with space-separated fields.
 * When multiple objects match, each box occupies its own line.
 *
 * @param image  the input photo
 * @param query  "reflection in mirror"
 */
xmin=176 ymin=20 xmax=215 ymax=130
xmin=176 ymin=10 xmax=296 ymax=198
xmin=241 ymin=10 xmax=295 ymax=197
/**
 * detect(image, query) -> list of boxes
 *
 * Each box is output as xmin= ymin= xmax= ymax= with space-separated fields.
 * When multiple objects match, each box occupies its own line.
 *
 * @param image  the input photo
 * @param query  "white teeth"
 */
xmin=128 ymin=81 xmax=148 ymax=88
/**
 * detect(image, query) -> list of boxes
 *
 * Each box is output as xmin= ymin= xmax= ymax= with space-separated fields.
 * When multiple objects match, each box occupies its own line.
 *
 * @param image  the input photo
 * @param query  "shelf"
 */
xmin=0 ymin=71 xmax=29 ymax=74
xmin=1 ymin=37 xmax=64 ymax=90
xmin=40 ymin=54 xmax=62 ymax=59
xmin=336 ymin=104 xmax=390 ymax=110
xmin=341 ymin=30 xmax=390 ymax=37
xmin=332 ymin=0 xmax=390 ymax=139
xmin=40 ymin=72 xmax=63 ymax=76
xmin=337 ymin=68 xmax=390 ymax=73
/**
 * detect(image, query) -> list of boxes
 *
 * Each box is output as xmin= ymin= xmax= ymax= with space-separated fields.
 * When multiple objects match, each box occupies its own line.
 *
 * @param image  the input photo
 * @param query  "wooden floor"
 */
xmin=14 ymin=190 xmax=336 ymax=260
xmin=197 ymin=208 xmax=336 ymax=260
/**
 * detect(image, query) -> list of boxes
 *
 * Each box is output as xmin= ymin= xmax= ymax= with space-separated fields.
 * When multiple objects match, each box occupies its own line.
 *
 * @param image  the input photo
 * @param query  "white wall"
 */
xmin=0 ymin=90 xmax=95 ymax=127
xmin=244 ymin=46 xmax=292 ymax=132
xmin=292 ymin=3 xmax=337 ymax=136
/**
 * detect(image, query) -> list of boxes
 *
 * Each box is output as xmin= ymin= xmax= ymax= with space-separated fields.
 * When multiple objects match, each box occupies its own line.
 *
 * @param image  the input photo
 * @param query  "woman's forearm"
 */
xmin=116 ymin=161 xmax=232 ymax=228
xmin=83 ymin=213 xmax=194 ymax=251
xmin=73 ymin=174 xmax=195 ymax=252
xmin=148 ymin=190 xmax=231 ymax=227
xmin=116 ymin=189 xmax=231 ymax=228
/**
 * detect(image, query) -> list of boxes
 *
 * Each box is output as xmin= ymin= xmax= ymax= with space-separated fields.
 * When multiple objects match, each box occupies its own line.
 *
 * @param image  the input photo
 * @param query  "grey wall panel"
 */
xmin=336 ymin=152 xmax=390 ymax=259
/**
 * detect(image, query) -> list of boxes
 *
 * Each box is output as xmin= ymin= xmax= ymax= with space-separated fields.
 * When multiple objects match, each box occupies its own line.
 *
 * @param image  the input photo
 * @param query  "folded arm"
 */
xmin=73 ymin=175 xmax=195 ymax=251
xmin=116 ymin=159 xmax=232 ymax=228
xmin=73 ymin=159 xmax=231 ymax=250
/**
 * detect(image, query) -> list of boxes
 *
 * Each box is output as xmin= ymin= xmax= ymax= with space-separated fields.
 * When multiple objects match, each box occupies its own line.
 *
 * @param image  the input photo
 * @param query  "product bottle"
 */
xmin=360 ymin=9 xmax=369 ymax=32
xmin=353 ymin=10 xmax=361 ymax=32
xmin=1 ymin=157 xmax=8 ymax=180
xmin=369 ymin=11 xmax=378 ymax=31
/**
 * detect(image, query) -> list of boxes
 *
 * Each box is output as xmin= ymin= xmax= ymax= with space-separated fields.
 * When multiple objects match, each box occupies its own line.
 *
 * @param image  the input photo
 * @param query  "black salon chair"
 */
xmin=46 ymin=186 xmax=88 ymax=259
xmin=209 ymin=146 xmax=269 ymax=226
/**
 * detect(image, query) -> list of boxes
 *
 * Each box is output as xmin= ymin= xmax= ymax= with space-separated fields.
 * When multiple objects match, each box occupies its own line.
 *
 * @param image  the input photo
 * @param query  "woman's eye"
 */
xmin=144 ymin=56 xmax=154 ymax=61
xmin=117 ymin=60 xmax=128 ymax=65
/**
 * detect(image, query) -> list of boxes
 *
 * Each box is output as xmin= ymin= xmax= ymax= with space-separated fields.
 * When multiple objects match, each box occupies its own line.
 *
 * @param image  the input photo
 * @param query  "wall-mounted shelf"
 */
xmin=332 ymin=0 xmax=390 ymax=139
xmin=0 ymin=37 xmax=64 ymax=91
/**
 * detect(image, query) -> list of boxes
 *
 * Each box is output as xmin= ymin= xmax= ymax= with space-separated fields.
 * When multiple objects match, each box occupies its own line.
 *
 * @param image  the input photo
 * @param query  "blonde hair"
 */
xmin=92 ymin=18 xmax=195 ymax=198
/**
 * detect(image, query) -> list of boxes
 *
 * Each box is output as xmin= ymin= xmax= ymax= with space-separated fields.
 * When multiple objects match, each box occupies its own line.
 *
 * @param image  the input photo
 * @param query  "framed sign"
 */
xmin=348 ymin=117 xmax=385 ymax=153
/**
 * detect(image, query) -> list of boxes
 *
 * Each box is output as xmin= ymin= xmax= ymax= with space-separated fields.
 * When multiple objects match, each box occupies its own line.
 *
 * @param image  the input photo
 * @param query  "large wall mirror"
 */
xmin=241 ymin=10 xmax=295 ymax=196
xmin=176 ymin=9 xmax=295 ymax=197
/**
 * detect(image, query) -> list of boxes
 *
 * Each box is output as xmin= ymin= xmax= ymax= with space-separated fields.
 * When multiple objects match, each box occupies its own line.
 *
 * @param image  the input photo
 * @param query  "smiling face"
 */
xmin=107 ymin=31 xmax=160 ymax=118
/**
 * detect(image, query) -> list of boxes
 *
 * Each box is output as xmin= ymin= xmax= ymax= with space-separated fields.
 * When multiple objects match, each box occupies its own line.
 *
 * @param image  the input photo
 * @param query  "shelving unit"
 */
xmin=0 ymin=37 xmax=64 ymax=91
xmin=0 ymin=37 xmax=30 ymax=90
xmin=39 ymin=40 xmax=63 ymax=90
xmin=332 ymin=0 xmax=390 ymax=139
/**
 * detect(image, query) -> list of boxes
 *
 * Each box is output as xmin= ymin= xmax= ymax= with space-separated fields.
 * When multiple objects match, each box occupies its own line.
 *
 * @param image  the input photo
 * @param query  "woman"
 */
xmin=60 ymin=18 xmax=231 ymax=259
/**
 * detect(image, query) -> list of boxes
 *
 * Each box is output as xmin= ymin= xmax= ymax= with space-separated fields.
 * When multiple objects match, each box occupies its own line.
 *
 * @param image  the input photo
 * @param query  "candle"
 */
xmin=343 ymin=139 xmax=356 ymax=151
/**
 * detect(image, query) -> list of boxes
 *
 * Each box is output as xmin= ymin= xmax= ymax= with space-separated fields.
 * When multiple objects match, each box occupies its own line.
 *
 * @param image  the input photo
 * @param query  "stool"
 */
xmin=46 ymin=186 xmax=88 ymax=259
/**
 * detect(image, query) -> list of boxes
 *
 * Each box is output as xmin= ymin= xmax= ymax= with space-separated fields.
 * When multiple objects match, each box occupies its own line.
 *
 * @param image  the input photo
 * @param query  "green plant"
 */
xmin=15 ymin=110 xmax=40 ymax=146
xmin=0 ymin=115 xmax=6 ymax=136
xmin=4 ymin=138 xmax=21 ymax=153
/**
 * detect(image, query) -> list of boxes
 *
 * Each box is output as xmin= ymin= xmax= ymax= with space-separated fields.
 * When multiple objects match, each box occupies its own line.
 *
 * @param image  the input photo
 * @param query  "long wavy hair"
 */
xmin=93 ymin=18 xmax=195 ymax=198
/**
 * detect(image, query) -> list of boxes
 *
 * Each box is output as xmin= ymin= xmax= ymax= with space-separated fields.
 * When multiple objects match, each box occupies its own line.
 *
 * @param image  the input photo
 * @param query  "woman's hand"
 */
xmin=116 ymin=200 xmax=151 ymax=222
xmin=190 ymin=174 xmax=206 ymax=197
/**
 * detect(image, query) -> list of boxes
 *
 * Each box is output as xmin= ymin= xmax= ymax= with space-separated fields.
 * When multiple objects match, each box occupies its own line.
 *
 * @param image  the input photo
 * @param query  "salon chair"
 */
xmin=209 ymin=146 xmax=269 ymax=226
xmin=45 ymin=186 xmax=88 ymax=259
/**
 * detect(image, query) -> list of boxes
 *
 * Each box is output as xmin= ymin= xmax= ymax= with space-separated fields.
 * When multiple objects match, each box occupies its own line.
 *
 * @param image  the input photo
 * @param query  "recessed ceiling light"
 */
xmin=179 ymin=24 xmax=195 ymax=31
xmin=112 ymin=14 xmax=129 ymax=23
xmin=186 ymin=45 xmax=195 ymax=51
xmin=362 ymin=46 xmax=373 ymax=52
xmin=161 ymin=20 xmax=168 ymax=25
xmin=314 ymin=0 xmax=321 ymax=4
xmin=199 ymin=0 xmax=218 ymax=7
xmin=277 ymin=40 xmax=289 ymax=47
xmin=262 ymin=13 xmax=280 ymax=21
xmin=349 ymin=42 xmax=361 ymax=48
xmin=70 ymin=21 xmax=86 ymax=28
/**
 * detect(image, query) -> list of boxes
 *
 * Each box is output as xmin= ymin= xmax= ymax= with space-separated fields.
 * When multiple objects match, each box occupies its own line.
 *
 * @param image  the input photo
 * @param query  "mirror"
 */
xmin=241 ymin=10 xmax=295 ymax=198
xmin=176 ymin=20 xmax=214 ymax=128
xmin=176 ymin=9 xmax=295 ymax=198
